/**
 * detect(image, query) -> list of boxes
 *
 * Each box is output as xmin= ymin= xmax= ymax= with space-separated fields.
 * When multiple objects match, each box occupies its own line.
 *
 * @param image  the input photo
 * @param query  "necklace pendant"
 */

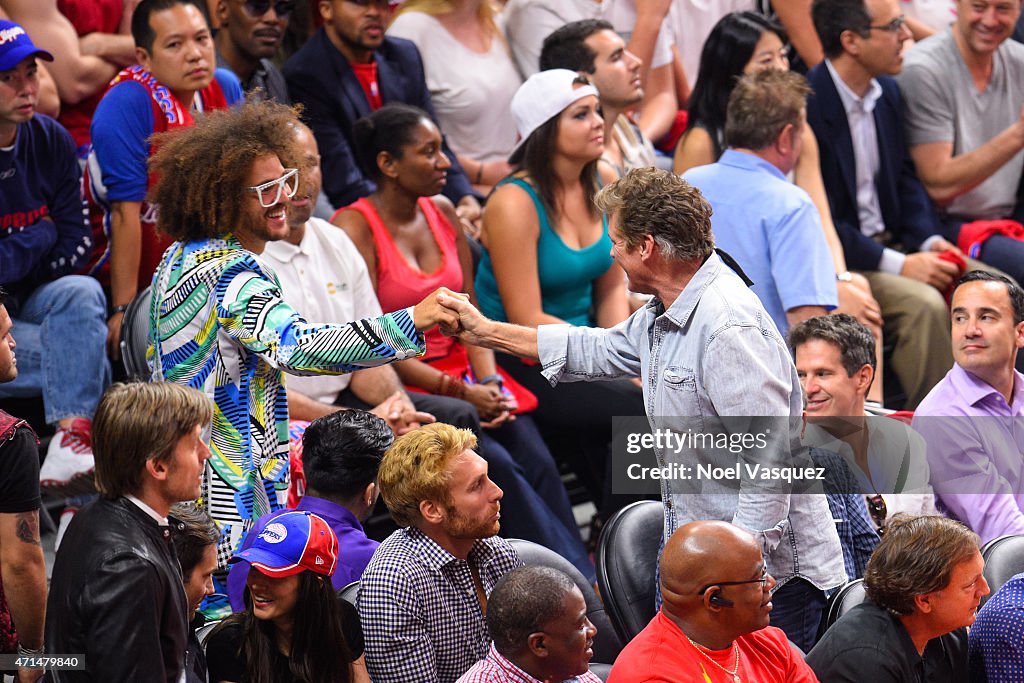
xmin=734 ymin=676 xmax=741 ymax=683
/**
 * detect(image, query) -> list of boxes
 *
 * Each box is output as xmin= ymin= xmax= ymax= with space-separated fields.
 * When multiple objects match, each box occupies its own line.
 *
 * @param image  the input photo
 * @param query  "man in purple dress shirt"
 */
xmin=227 ymin=409 xmax=390 ymax=609
xmin=913 ymin=271 xmax=1024 ymax=543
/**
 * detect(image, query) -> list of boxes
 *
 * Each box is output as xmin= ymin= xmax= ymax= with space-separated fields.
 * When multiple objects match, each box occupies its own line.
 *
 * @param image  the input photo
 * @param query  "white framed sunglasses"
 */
xmin=247 ymin=168 xmax=299 ymax=208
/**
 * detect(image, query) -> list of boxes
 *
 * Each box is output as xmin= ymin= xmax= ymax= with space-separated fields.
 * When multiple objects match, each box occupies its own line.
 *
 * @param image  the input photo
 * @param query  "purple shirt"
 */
xmin=227 ymin=496 xmax=379 ymax=611
xmin=913 ymin=364 xmax=1024 ymax=543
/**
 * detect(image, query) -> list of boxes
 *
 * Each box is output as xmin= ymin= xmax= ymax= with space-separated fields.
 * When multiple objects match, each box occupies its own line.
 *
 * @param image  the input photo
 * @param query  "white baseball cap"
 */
xmin=509 ymin=69 xmax=600 ymax=164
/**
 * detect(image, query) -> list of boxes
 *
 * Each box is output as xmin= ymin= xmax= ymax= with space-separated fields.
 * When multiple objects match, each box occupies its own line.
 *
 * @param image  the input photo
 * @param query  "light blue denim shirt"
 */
xmin=537 ymin=251 xmax=846 ymax=591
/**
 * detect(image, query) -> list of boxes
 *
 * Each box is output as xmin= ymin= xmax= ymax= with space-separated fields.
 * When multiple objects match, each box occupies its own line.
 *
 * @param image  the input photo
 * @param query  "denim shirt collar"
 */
xmin=655 ymin=250 xmax=752 ymax=329
xmin=653 ymin=250 xmax=724 ymax=329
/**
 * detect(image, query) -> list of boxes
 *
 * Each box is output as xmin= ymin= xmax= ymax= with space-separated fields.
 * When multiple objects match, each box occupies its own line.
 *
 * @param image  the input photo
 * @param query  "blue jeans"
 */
xmin=769 ymin=577 xmax=828 ymax=653
xmin=483 ymin=417 xmax=594 ymax=583
xmin=0 ymin=276 xmax=111 ymax=423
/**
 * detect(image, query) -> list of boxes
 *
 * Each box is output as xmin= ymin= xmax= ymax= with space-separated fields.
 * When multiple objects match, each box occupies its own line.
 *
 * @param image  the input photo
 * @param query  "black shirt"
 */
xmin=0 ymin=427 xmax=40 ymax=513
xmin=807 ymin=601 xmax=967 ymax=682
xmin=205 ymin=598 xmax=364 ymax=682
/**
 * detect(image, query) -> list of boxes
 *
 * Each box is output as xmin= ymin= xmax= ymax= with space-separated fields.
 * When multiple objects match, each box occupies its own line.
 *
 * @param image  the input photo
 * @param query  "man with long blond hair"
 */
xmin=145 ymin=99 xmax=462 ymax=616
xmin=358 ymin=422 xmax=521 ymax=683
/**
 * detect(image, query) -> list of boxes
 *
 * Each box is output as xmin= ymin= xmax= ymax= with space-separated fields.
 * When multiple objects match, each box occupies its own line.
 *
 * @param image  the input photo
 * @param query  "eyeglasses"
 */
xmin=867 ymin=494 xmax=888 ymax=533
xmin=241 ymin=0 xmax=296 ymax=18
xmin=697 ymin=564 xmax=770 ymax=595
xmin=868 ymin=15 xmax=907 ymax=32
xmin=247 ymin=168 xmax=299 ymax=208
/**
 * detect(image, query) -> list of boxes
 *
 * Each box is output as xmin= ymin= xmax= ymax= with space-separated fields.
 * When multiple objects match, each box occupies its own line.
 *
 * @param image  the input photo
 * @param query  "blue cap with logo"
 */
xmin=231 ymin=510 xmax=338 ymax=578
xmin=0 ymin=21 xmax=53 ymax=72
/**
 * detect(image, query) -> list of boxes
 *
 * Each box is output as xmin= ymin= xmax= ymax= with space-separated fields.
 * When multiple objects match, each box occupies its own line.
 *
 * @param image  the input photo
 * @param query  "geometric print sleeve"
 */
xmin=215 ymin=254 xmax=426 ymax=375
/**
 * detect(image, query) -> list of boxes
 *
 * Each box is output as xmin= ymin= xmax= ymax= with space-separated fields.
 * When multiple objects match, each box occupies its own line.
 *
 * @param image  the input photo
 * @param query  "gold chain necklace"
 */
xmin=684 ymin=634 xmax=742 ymax=683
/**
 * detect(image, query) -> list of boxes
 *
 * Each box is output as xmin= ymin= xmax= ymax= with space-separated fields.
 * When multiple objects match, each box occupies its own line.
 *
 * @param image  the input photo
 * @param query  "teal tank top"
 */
xmin=475 ymin=177 xmax=613 ymax=327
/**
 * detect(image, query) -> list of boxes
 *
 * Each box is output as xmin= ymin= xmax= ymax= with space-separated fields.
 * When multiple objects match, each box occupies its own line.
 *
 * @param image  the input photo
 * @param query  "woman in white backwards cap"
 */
xmin=474 ymin=68 xmax=645 ymax=523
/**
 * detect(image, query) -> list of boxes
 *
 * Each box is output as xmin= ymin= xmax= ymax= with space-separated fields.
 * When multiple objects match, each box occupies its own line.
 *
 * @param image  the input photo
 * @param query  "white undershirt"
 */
xmin=825 ymin=61 xmax=907 ymax=275
xmin=126 ymin=493 xmax=169 ymax=526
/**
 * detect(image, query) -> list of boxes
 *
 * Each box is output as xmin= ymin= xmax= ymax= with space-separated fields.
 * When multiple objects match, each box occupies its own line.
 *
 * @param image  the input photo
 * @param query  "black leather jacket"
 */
xmin=45 ymin=497 xmax=188 ymax=682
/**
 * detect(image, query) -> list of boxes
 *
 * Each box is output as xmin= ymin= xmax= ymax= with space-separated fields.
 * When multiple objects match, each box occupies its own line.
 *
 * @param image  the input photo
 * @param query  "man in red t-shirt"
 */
xmin=609 ymin=521 xmax=819 ymax=683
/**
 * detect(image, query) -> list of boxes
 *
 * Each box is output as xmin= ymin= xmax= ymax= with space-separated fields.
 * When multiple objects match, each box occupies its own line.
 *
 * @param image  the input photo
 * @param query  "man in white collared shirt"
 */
xmin=806 ymin=0 xmax=991 ymax=408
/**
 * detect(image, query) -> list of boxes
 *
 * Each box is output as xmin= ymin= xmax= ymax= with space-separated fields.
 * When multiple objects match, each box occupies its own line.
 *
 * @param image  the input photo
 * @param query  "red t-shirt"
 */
xmin=608 ymin=611 xmax=819 ymax=683
xmin=351 ymin=61 xmax=383 ymax=110
xmin=56 ymin=0 xmax=125 ymax=149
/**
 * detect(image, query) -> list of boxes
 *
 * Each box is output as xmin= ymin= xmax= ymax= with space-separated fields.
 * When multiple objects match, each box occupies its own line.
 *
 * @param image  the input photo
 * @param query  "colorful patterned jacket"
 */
xmin=149 ymin=235 xmax=425 ymax=561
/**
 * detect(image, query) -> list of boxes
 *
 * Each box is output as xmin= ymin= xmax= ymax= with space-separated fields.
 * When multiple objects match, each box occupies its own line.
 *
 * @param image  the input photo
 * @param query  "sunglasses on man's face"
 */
xmin=241 ymin=0 xmax=296 ymax=18
xmin=867 ymin=494 xmax=888 ymax=534
xmin=247 ymin=168 xmax=299 ymax=208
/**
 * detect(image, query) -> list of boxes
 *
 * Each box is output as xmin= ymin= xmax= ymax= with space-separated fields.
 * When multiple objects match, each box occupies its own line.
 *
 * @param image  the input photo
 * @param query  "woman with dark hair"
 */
xmin=674 ymin=12 xmax=885 ymax=403
xmin=676 ymin=11 xmax=789 ymax=165
xmin=473 ymin=69 xmax=645 ymax=521
xmin=331 ymin=102 xmax=593 ymax=581
xmin=206 ymin=510 xmax=368 ymax=683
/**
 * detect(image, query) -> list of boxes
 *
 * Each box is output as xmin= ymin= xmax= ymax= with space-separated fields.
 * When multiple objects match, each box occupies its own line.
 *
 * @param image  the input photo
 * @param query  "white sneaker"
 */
xmin=40 ymin=419 xmax=96 ymax=497
xmin=54 ymin=506 xmax=78 ymax=553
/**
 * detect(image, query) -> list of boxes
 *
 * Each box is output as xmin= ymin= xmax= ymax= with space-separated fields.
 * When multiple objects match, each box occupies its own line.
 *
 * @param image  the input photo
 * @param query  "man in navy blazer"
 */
xmin=283 ymin=0 xmax=480 ymax=220
xmin=807 ymin=0 xmax=974 ymax=408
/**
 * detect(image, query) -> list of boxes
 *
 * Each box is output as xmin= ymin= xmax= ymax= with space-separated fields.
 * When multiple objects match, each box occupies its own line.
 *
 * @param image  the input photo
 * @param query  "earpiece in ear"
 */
xmin=709 ymin=593 xmax=734 ymax=608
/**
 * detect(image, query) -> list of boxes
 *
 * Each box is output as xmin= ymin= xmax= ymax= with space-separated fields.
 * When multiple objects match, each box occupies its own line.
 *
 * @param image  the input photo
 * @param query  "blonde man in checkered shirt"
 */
xmin=358 ymin=423 xmax=522 ymax=683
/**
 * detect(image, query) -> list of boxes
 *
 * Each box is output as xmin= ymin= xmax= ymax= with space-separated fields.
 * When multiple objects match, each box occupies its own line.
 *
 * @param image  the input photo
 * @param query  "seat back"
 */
xmin=981 ymin=534 xmax=1024 ymax=606
xmin=508 ymin=538 xmax=624 ymax=665
xmin=817 ymin=579 xmax=867 ymax=641
xmin=589 ymin=662 xmax=612 ymax=682
xmin=338 ymin=580 xmax=361 ymax=607
xmin=196 ymin=619 xmax=220 ymax=645
xmin=595 ymin=500 xmax=664 ymax=643
xmin=119 ymin=285 xmax=152 ymax=380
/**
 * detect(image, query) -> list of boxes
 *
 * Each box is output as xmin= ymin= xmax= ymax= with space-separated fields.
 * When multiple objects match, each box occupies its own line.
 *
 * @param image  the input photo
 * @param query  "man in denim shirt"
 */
xmin=438 ymin=167 xmax=846 ymax=652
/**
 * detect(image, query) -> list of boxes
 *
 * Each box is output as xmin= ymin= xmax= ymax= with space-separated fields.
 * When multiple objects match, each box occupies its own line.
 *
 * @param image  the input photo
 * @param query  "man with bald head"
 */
xmin=608 ymin=521 xmax=818 ymax=683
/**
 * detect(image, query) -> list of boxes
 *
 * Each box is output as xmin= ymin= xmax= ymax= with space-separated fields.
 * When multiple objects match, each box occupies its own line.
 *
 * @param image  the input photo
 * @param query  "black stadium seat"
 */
xmin=817 ymin=579 xmax=867 ymax=641
xmin=119 ymin=285 xmax=152 ymax=380
xmin=980 ymin=534 xmax=1024 ymax=606
xmin=338 ymin=579 xmax=361 ymax=607
xmin=595 ymin=500 xmax=664 ymax=642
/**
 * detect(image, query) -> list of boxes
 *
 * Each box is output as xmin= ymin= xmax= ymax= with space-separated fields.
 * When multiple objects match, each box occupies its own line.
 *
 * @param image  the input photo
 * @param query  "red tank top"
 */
xmin=343 ymin=197 xmax=461 ymax=360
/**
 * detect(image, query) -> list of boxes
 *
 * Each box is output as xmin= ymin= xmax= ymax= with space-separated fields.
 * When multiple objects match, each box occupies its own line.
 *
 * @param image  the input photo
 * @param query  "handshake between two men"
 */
xmin=411 ymin=287 xmax=541 ymax=362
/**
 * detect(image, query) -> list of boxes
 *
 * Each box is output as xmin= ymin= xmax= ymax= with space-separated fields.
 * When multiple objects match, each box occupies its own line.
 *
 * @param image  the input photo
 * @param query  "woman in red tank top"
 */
xmin=330 ymin=103 xmax=595 ymax=582
xmin=332 ymin=105 xmax=530 ymax=422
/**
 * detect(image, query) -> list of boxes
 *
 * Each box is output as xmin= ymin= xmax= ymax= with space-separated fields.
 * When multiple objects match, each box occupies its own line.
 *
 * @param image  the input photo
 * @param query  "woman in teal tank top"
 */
xmin=475 ymin=70 xmax=645 ymax=522
xmin=474 ymin=74 xmax=627 ymax=328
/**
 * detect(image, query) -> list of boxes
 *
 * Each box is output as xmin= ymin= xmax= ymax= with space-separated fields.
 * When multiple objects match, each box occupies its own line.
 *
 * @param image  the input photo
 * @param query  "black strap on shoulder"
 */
xmin=715 ymin=248 xmax=754 ymax=287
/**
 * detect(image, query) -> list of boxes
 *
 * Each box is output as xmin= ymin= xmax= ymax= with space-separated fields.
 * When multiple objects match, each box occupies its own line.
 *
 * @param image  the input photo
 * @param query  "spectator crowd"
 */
xmin=2 ymin=0 xmax=1024 ymax=680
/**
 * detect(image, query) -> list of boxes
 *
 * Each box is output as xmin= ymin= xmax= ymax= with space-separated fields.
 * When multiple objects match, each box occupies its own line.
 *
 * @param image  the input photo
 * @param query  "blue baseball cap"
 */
xmin=231 ymin=510 xmax=338 ymax=578
xmin=0 ymin=21 xmax=54 ymax=72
